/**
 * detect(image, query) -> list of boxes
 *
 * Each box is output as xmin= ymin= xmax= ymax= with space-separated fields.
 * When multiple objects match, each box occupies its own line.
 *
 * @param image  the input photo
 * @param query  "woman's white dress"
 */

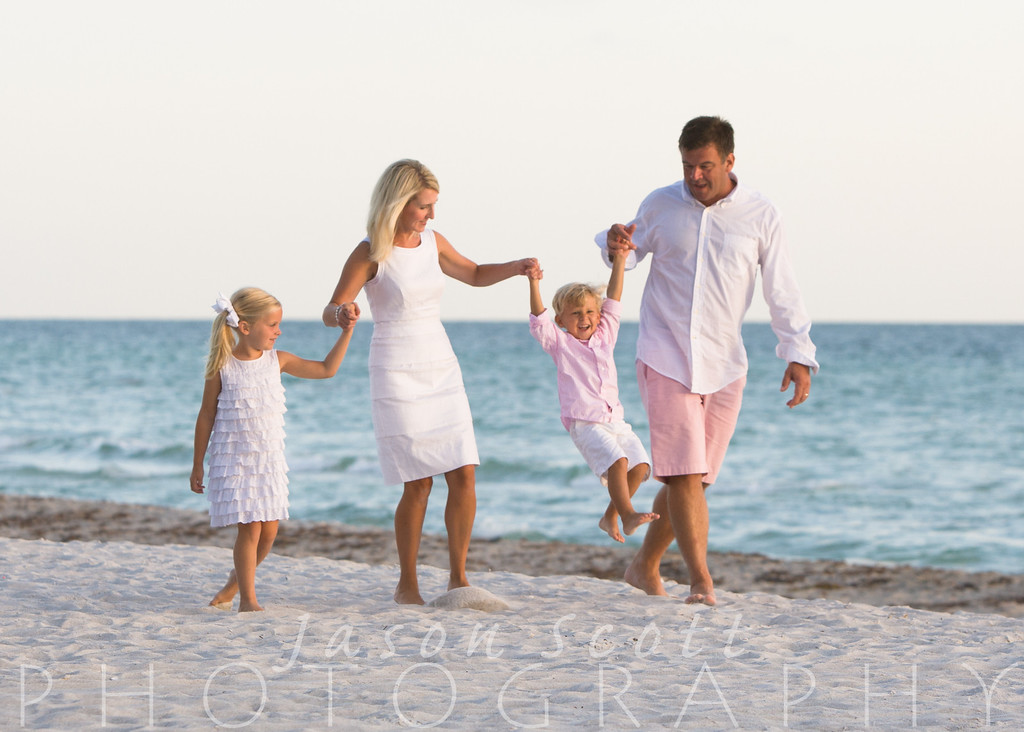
xmin=363 ymin=228 xmax=479 ymax=484
xmin=206 ymin=350 xmax=290 ymax=527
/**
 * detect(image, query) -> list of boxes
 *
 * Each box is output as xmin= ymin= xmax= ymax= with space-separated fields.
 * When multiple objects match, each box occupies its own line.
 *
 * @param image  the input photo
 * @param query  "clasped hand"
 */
xmin=338 ymin=302 xmax=361 ymax=329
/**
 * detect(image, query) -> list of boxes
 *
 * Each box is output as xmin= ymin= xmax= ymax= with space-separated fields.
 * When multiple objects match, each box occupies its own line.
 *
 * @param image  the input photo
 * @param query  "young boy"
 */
xmin=528 ymin=251 xmax=657 ymax=542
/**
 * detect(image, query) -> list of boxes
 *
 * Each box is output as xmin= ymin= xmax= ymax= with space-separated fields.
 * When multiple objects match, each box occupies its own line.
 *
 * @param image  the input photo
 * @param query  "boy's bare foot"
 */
xmin=599 ymin=515 xmax=625 ymax=543
xmin=209 ymin=569 xmax=238 ymax=608
xmin=621 ymin=511 xmax=660 ymax=537
xmin=624 ymin=555 xmax=667 ymax=596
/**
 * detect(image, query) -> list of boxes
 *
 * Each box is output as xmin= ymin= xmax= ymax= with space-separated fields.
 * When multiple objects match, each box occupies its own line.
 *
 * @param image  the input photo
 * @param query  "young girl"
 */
xmin=191 ymin=287 xmax=354 ymax=612
xmin=528 ymin=250 xmax=658 ymax=543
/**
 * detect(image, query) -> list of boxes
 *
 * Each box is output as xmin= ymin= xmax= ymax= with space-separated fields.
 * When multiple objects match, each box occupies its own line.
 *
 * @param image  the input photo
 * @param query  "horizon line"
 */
xmin=2 ymin=317 xmax=1022 ymax=327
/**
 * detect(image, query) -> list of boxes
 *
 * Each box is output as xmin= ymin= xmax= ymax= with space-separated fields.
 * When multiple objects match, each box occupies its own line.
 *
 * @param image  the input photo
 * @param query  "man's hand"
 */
xmin=781 ymin=362 xmax=811 ymax=408
xmin=606 ymin=223 xmax=637 ymax=256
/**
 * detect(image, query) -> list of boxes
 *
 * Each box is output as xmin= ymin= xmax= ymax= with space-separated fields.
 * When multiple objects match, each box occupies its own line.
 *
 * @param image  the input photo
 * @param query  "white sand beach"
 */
xmin=2 ymin=530 xmax=1024 ymax=730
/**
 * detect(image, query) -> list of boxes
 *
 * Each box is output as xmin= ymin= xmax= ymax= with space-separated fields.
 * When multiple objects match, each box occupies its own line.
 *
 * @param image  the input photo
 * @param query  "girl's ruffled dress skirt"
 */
xmin=206 ymin=350 xmax=289 ymax=527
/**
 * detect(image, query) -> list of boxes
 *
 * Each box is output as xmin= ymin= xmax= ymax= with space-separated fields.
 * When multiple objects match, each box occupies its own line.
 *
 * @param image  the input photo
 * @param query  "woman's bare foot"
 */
xmin=238 ymin=600 xmax=265 ymax=612
xmin=599 ymin=515 xmax=625 ymax=543
xmin=621 ymin=511 xmax=660 ymax=537
xmin=394 ymin=580 xmax=425 ymax=605
xmin=624 ymin=555 xmax=667 ymax=596
xmin=209 ymin=569 xmax=238 ymax=609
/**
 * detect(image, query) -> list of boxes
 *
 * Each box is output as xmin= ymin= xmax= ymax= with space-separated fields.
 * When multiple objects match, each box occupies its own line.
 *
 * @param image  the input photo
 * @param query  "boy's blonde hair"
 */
xmin=205 ymin=287 xmax=282 ymax=379
xmin=366 ymin=159 xmax=440 ymax=263
xmin=551 ymin=282 xmax=605 ymax=317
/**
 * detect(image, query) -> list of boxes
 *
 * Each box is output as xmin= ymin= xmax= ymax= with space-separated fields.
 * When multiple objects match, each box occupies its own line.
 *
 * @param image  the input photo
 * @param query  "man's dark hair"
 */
xmin=678 ymin=116 xmax=735 ymax=157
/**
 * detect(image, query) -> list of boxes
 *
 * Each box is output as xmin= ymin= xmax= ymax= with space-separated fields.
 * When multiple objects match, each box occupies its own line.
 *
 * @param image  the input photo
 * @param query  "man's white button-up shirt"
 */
xmin=597 ymin=175 xmax=818 ymax=395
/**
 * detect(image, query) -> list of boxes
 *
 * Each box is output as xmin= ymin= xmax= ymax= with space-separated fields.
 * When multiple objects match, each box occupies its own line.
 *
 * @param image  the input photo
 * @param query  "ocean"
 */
xmin=1 ymin=320 xmax=1022 ymax=574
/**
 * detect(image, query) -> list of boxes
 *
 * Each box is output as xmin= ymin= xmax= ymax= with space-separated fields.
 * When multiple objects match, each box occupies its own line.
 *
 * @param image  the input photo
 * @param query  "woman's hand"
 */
xmin=324 ymin=241 xmax=375 ymax=328
xmin=516 ymin=257 xmax=540 ymax=277
xmin=338 ymin=302 xmax=361 ymax=330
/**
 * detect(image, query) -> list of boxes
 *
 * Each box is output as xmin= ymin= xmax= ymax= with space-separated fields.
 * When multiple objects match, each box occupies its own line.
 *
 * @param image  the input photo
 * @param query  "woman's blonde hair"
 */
xmin=366 ymin=159 xmax=439 ymax=263
xmin=551 ymin=282 xmax=605 ymax=318
xmin=205 ymin=287 xmax=282 ymax=379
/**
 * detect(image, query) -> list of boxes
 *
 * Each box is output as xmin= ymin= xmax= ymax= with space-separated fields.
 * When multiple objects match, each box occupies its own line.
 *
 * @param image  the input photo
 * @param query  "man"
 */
xmin=598 ymin=115 xmax=818 ymax=605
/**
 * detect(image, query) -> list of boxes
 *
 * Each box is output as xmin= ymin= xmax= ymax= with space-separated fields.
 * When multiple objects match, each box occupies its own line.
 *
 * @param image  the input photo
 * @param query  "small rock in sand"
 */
xmin=428 ymin=586 xmax=510 ymax=612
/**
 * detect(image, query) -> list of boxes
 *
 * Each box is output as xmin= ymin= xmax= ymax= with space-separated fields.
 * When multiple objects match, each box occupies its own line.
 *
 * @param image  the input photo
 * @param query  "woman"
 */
xmin=324 ymin=159 xmax=537 ymax=605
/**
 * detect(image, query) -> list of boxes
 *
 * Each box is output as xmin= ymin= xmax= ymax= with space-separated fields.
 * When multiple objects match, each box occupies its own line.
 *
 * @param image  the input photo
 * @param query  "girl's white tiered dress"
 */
xmin=363 ymin=229 xmax=479 ymax=484
xmin=206 ymin=350 xmax=290 ymax=527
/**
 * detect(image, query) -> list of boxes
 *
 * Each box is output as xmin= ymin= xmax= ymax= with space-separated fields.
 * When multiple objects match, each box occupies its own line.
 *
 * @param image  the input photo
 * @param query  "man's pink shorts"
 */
xmin=636 ymin=362 xmax=745 ymax=485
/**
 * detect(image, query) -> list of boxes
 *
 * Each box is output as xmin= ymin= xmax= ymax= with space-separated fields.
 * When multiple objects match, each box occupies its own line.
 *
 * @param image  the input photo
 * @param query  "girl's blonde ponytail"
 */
xmin=203 ymin=287 xmax=281 ymax=379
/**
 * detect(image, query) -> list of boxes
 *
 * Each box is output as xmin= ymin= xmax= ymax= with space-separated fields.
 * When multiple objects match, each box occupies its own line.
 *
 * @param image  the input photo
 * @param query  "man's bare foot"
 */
xmin=624 ymin=556 xmax=667 ymax=596
xmin=599 ymin=515 xmax=624 ymax=543
xmin=621 ymin=511 xmax=660 ymax=537
xmin=209 ymin=569 xmax=238 ymax=608
xmin=684 ymin=581 xmax=717 ymax=606
xmin=238 ymin=600 xmax=264 ymax=612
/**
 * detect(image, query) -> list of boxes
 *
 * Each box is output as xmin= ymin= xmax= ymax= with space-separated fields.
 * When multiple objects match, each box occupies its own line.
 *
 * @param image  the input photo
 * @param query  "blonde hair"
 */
xmin=204 ymin=287 xmax=282 ymax=379
xmin=366 ymin=159 xmax=439 ymax=263
xmin=551 ymin=282 xmax=605 ymax=318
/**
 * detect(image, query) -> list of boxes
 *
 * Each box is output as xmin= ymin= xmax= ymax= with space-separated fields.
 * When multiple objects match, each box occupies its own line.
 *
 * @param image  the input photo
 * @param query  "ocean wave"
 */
xmin=96 ymin=441 xmax=192 ymax=460
xmin=11 ymin=462 xmax=185 ymax=481
xmin=476 ymin=457 xmax=591 ymax=484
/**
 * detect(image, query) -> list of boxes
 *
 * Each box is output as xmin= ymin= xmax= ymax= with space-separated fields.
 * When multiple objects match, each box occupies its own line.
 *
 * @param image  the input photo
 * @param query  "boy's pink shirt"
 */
xmin=529 ymin=298 xmax=625 ymax=431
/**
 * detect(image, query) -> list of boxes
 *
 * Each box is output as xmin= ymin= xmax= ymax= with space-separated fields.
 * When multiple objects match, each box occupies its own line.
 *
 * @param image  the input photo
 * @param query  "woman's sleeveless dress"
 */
xmin=363 ymin=229 xmax=480 ymax=484
xmin=206 ymin=350 xmax=290 ymax=527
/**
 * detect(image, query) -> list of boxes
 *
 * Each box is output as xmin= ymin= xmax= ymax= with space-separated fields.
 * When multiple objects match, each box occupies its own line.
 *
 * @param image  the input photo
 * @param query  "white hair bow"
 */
xmin=212 ymin=293 xmax=240 ymax=327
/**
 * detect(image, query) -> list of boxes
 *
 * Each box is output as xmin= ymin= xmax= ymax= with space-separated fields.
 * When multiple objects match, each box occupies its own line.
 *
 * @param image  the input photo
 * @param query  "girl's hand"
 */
xmin=527 ymin=261 xmax=544 ymax=280
xmin=190 ymin=467 xmax=205 ymax=494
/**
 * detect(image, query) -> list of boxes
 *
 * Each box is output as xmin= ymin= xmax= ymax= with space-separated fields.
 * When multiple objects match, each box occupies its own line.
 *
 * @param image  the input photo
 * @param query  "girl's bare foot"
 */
xmin=621 ymin=511 xmax=660 ymax=537
xmin=599 ymin=515 xmax=625 ymax=543
xmin=209 ymin=569 xmax=238 ymax=609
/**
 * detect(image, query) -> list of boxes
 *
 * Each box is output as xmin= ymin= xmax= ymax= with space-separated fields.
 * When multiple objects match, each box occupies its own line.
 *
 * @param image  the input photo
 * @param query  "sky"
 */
xmin=1 ymin=1 xmax=1022 ymax=324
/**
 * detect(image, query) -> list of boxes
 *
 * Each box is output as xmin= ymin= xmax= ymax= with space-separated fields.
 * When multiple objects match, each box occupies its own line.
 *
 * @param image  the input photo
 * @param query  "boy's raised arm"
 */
xmin=528 ymin=261 xmax=545 ymax=316
xmin=606 ymin=249 xmax=627 ymax=302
